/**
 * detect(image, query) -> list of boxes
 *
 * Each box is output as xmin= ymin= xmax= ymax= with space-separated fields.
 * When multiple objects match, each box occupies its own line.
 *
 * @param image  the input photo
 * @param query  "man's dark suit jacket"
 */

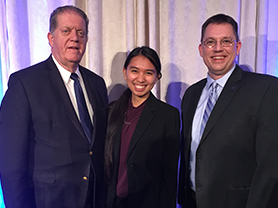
xmin=106 ymin=93 xmax=180 ymax=208
xmin=178 ymin=65 xmax=278 ymax=208
xmin=0 ymin=56 xmax=108 ymax=208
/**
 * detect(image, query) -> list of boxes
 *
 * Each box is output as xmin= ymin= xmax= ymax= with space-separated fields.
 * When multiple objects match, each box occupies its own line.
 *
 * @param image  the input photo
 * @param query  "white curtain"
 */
xmin=1 ymin=0 xmax=278 ymax=207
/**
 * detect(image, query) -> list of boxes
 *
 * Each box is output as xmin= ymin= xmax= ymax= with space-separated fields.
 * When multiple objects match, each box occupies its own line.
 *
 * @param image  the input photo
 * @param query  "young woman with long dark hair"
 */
xmin=105 ymin=46 xmax=180 ymax=208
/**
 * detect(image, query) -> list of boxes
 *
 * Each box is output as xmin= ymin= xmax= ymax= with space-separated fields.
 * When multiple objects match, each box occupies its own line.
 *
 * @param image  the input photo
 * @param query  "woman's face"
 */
xmin=123 ymin=55 xmax=159 ymax=106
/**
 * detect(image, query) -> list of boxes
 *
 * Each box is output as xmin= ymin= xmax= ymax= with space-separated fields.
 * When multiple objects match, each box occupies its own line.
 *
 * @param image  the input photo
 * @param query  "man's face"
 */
xmin=199 ymin=23 xmax=241 ymax=80
xmin=47 ymin=11 xmax=87 ymax=71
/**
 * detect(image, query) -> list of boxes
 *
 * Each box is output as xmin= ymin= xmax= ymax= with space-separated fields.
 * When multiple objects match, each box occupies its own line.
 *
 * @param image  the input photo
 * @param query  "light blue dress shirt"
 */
xmin=190 ymin=65 xmax=236 ymax=191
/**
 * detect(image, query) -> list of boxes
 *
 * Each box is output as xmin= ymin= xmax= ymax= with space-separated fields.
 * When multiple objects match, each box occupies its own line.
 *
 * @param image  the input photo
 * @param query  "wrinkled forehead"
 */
xmin=57 ymin=11 xmax=85 ymax=23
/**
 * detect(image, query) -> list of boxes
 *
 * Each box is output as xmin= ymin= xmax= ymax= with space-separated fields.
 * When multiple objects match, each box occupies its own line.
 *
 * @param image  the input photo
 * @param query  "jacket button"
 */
xmin=83 ymin=176 xmax=88 ymax=180
xmin=89 ymin=151 xmax=93 ymax=155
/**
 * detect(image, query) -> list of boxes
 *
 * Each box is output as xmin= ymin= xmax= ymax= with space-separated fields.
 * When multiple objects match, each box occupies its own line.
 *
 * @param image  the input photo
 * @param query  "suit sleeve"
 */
xmin=246 ymin=79 xmax=278 ymax=207
xmin=0 ymin=74 xmax=36 ymax=207
xmin=159 ymin=107 xmax=180 ymax=208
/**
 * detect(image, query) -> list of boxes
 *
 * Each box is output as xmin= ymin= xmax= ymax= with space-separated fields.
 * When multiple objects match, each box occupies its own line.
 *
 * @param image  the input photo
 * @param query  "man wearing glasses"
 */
xmin=178 ymin=13 xmax=278 ymax=208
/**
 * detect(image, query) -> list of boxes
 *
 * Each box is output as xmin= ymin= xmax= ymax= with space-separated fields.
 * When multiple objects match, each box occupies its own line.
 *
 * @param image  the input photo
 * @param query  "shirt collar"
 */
xmin=51 ymin=55 xmax=80 ymax=84
xmin=206 ymin=64 xmax=236 ymax=89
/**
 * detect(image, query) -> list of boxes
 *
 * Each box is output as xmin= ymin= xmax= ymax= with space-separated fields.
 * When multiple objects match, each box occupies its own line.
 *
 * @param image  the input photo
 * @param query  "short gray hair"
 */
xmin=49 ymin=5 xmax=89 ymax=36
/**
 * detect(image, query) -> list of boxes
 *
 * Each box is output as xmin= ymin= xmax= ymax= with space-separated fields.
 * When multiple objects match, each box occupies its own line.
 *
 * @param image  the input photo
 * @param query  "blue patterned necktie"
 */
xmin=70 ymin=73 xmax=93 ymax=143
xmin=200 ymin=81 xmax=218 ymax=137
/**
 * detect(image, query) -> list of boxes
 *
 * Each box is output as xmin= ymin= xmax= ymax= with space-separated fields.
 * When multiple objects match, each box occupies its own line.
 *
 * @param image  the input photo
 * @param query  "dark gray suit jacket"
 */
xmin=0 ymin=56 xmax=108 ymax=208
xmin=106 ymin=93 xmax=180 ymax=208
xmin=178 ymin=65 xmax=278 ymax=208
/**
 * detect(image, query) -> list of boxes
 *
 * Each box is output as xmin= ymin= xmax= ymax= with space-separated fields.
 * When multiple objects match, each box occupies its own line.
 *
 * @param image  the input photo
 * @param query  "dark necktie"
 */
xmin=200 ymin=81 xmax=218 ymax=137
xmin=70 ymin=73 xmax=93 ymax=143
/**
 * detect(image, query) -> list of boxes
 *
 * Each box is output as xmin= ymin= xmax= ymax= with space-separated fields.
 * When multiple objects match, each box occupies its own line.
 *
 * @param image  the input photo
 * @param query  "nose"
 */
xmin=137 ymin=72 xmax=145 ymax=82
xmin=214 ymin=41 xmax=223 ymax=51
xmin=69 ymin=29 xmax=79 ymax=41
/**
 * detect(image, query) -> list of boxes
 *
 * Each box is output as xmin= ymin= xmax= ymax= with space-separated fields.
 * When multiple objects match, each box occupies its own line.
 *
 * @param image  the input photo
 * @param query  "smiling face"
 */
xmin=199 ymin=23 xmax=241 ymax=80
xmin=123 ymin=55 xmax=159 ymax=107
xmin=47 ymin=11 xmax=88 ymax=72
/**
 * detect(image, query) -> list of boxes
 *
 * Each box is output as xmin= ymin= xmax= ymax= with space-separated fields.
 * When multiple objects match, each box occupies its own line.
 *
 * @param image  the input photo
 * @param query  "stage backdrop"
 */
xmin=1 ymin=0 xmax=278 ymax=207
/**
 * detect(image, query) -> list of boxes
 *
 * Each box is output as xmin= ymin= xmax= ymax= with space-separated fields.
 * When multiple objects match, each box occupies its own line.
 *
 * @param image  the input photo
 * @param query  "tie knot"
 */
xmin=211 ymin=81 xmax=218 ymax=90
xmin=209 ymin=81 xmax=218 ymax=97
xmin=70 ymin=73 xmax=79 ymax=81
xmin=211 ymin=82 xmax=218 ymax=93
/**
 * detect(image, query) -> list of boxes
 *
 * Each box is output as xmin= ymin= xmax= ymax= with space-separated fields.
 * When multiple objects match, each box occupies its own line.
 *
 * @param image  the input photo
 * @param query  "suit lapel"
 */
xmin=46 ymin=56 xmax=88 ymax=143
xmin=80 ymin=67 xmax=98 ymax=145
xmin=200 ymin=66 xmax=243 ymax=143
xmin=80 ymin=67 xmax=98 ymax=113
xmin=183 ymin=79 xmax=206 ymax=152
xmin=184 ymin=80 xmax=207 ymax=130
xmin=127 ymin=93 xmax=157 ymax=159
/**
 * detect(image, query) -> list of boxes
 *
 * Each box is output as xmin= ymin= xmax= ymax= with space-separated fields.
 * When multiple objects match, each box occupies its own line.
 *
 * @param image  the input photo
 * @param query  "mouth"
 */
xmin=68 ymin=46 xmax=79 ymax=50
xmin=212 ymin=56 xmax=225 ymax=60
xmin=134 ymin=84 xmax=146 ymax=91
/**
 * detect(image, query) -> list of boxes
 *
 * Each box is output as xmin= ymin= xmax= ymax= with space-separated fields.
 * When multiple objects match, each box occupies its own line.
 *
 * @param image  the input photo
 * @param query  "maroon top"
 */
xmin=116 ymin=98 xmax=147 ymax=197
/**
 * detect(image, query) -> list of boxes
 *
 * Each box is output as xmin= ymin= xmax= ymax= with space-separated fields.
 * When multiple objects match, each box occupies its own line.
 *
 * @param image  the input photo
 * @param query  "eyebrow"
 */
xmin=129 ymin=66 xmax=139 ymax=69
xmin=60 ymin=26 xmax=85 ymax=30
xmin=146 ymin=69 xmax=156 ymax=72
xmin=205 ymin=36 xmax=233 ymax=40
xmin=129 ymin=66 xmax=156 ymax=72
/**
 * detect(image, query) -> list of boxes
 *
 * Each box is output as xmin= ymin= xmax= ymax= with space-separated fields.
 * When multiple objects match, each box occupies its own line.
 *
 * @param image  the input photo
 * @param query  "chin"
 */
xmin=67 ymin=57 xmax=82 ymax=63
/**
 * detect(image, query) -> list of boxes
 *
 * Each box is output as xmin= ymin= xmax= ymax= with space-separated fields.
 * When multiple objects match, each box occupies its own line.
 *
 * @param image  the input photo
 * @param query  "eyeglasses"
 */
xmin=202 ymin=38 xmax=236 ymax=48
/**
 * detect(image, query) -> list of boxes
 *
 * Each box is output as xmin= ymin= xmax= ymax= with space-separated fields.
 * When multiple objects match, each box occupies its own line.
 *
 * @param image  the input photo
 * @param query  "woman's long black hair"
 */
xmin=104 ymin=46 xmax=162 ymax=181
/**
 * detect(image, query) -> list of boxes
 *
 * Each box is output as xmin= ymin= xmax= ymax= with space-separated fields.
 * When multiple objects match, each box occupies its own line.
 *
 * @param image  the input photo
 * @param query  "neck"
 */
xmin=63 ymin=63 xmax=78 ymax=73
xmin=131 ymin=93 xmax=150 ymax=107
xmin=52 ymin=55 xmax=78 ymax=73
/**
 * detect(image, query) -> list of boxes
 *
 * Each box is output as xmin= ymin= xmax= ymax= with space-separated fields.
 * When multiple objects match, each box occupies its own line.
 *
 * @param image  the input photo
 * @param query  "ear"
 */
xmin=157 ymin=73 xmax=162 ymax=80
xmin=47 ymin=32 xmax=54 ymax=47
xmin=236 ymin=41 xmax=242 ymax=55
xmin=84 ymin=35 xmax=88 ymax=44
xmin=198 ymin=43 xmax=203 ymax=58
xmin=123 ymin=68 xmax=127 ymax=80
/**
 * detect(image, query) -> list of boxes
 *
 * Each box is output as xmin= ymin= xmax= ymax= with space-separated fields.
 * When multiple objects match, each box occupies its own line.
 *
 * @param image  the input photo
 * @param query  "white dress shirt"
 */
xmin=52 ymin=55 xmax=94 ymax=125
